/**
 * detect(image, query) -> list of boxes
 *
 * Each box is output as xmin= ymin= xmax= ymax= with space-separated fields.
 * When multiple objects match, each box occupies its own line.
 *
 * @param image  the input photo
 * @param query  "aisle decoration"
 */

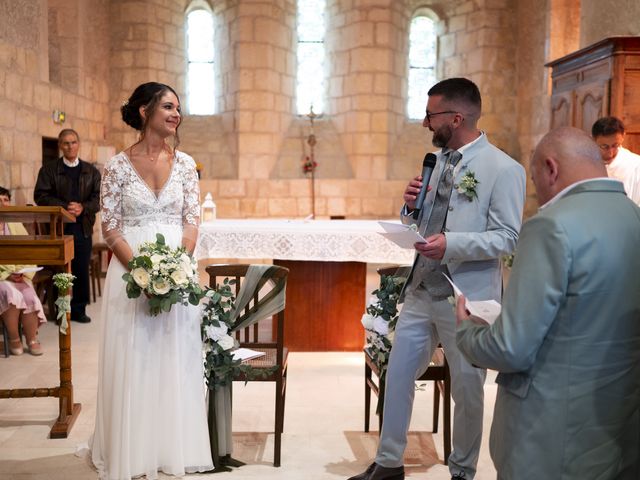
xmin=122 ymin=233 xmax=205 ymax=316
xmin=362 ymin=273 xmax=406 ymax=415
xmin=53 ymin=272 xmax=75 ymax=334
xmin=201 ymin=265 xmax=284 ymax=471
xmin=362 ymin=273 xmax=406 ymax=381
xmin=201 ymin=279 xmax=271 ymax=389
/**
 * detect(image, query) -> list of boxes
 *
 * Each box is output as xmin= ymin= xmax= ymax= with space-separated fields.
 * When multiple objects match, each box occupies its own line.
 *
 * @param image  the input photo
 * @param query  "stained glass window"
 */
xmin=296 ymin=0 xmax=326 ymax=115
xmin=187 ymin=6 xmax=215 ymax=115
xmin=407 ymin=15 xmax=437 ymax=120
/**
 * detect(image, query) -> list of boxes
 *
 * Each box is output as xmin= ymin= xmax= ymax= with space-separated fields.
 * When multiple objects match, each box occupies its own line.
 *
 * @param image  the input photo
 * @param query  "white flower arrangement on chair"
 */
xmin=361 ymin=274 xmax=406 ymax=380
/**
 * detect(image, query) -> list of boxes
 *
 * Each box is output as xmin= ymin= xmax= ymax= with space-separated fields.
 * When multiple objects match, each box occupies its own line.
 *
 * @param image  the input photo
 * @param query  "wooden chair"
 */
xmin=1 ymin=321 xmax=16 ymax=358
xmin=89 ymin=243 xmax=110 ymax=303
xmin=364 ymin=265 xmax=452 ymax=465
xmin=206 ymin=264 xmax=289 ymax=467
xmin=32 ymin=268 xmax=56 ymax=322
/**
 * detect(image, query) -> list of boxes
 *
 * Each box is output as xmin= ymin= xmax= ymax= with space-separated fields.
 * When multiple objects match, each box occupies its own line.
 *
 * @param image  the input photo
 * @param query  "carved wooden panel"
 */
xmin=550 ymin=92 xmax=573 ymax=129
xmin=575 ymin=82 xmax=608 ymax=133
xmin=547 ymin=36 xmax=640 ymax=135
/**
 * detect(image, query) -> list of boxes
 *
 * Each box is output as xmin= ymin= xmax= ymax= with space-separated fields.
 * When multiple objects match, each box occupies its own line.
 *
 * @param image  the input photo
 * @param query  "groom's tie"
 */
xmin=418 ymin=149 xmax=462 ymax=298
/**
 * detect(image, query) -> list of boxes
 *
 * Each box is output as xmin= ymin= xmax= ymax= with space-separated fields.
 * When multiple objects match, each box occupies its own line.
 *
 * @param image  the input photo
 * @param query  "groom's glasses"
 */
xmin=425 ymin=110 xmax=459 ymax=123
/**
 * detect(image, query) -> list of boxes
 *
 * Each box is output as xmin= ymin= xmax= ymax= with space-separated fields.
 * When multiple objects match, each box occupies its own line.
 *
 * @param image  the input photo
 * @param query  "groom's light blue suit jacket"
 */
xmin=402 ymin=133 xmax=526 ymax=301
xmin=457 ymin=180 xmax=640 ymax=479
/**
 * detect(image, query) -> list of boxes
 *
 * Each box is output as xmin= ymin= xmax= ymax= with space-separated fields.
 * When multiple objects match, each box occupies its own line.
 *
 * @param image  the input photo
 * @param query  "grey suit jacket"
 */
xmin=402 ymin=133 xmax=526 ymax=301
xmin=457 ymin=180 xmax=640 ymax=479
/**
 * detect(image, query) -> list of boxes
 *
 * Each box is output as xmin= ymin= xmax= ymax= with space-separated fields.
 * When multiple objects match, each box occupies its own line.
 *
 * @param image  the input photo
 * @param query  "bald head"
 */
xmin=531 ymin=126 xmax=607 ymax=205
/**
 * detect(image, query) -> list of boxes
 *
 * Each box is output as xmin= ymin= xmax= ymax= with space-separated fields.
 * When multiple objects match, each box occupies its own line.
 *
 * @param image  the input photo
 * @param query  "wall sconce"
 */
xmin=52 ymin=110 xmax=66 ymax=124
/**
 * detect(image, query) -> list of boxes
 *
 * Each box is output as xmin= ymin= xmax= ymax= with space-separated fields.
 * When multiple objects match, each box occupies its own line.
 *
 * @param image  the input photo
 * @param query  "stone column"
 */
xmin=231 ymin=0 xmax=296 ymax=180
xmin=108 ymin=0 xmax=187 ymax=150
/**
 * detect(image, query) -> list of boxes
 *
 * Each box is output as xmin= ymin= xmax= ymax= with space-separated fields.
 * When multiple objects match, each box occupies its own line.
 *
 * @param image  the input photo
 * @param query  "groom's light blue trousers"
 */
xmin=374 ymin=286 xmax=486 ymax=479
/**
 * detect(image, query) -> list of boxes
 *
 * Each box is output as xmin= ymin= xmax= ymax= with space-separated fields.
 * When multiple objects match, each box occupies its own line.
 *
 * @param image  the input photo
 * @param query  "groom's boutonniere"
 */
xmin=456 ymin=170 xmax=479 ymax=201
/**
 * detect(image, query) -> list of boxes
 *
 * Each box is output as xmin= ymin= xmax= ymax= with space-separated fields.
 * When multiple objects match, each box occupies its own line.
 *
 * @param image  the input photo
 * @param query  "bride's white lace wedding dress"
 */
xmin=90 ymin=151 xmax=213 ymax=479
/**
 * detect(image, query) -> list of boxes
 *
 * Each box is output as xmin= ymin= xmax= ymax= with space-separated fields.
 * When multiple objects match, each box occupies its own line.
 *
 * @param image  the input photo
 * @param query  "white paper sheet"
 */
xmin=231 ymin=347 xmax=266 ymax=362
xmin=444 ymin=274 xmax=501 ymax=325
xmin=15 ymin=266 xmax=43 ymax=274
xmin=377 ymin=221 xmax=427 ymax=249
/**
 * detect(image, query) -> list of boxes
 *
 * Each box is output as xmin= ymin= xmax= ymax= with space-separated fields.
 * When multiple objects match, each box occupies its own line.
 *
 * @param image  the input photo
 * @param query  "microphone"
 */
xmin=412 ymin=153 xmax=437 ymax=220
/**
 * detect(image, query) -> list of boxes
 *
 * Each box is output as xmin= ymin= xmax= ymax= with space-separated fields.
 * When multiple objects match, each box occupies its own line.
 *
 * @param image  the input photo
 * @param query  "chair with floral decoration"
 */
xmin=205 ymin=263 xmax=289 ymax=468
xmin=363 ymin=265 xmax=451 ymax=465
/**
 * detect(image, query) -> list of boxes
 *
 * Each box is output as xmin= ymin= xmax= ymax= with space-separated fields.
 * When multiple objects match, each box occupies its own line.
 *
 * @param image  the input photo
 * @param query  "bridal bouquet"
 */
xmin=122 ymin=233 xmax=205 ymax=316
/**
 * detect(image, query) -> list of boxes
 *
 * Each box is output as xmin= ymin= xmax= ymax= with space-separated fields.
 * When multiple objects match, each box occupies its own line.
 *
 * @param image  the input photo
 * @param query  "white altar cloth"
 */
xmin=196 ymin=219 xmax=415 ymax=264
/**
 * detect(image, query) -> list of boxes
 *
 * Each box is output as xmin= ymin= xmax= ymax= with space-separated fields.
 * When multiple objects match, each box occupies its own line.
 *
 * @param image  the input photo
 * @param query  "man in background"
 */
xmin=456 ymin=126 xmax=640 ymax=479
xmin=592 ymin=116 xmax=640 ymax=204
xmin=34 ymin=129 xmax=101 ymax=323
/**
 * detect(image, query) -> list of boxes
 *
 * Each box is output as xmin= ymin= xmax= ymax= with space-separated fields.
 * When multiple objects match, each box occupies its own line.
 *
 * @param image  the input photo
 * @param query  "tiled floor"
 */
xmin=0 ymin=280 xmax=499 ymax=480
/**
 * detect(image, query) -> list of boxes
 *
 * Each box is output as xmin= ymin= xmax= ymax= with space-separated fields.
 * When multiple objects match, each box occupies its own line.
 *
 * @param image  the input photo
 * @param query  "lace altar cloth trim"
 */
xmin=196 ymin=219 xmax=415 ymax=264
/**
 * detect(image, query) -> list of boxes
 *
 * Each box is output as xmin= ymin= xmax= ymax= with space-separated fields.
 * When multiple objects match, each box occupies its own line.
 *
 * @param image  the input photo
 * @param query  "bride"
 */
xmin=90 ymin=82 xmax=213 ymax=479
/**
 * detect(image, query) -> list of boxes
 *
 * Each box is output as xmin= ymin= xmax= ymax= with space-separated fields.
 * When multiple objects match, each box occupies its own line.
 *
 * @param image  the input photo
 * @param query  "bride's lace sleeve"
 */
xmin=101 ymin=156 xmax=133 ymax=265
xmin=180 ymin=153 xmax=200 ymax=253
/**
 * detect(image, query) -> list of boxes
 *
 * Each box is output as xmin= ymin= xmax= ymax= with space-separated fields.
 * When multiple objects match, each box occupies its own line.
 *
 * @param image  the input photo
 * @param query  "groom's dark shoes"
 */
xmin=347 ymin=462 xmax=404 ymax=480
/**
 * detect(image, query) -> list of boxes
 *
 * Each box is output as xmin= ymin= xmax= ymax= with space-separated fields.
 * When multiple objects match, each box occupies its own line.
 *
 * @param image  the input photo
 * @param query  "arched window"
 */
xmin=186 ymin=1 xmax=215 ymax=115
xmin=296 ymin=0 xmax=326 ymax=115
xmin=407 ymin=12 xmax=437 ymax=120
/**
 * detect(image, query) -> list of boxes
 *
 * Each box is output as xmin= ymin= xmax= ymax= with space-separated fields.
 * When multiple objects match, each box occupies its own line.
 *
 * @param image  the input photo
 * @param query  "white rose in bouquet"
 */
xmin=182 ymin=262 xmax=195 ymax=279
xmin=170 ymin=269 xmax=188 ymax=286
xmin=150 ymin=253 xmax=165 ymax=265
xmin=361 ymin=313 xmax=375 ymax=330
xmin=131 ymin=267 xmax=150 ymax=288
xmin=179 ymin=253 xmax=194 ymax=275
xmin=160 ymin=262 xmax=175 ymax=276
xmin=218 ymin=334 xmax=235 ymax=351
xmin=152 ymin=279 xmax=171 ymax=295
xmin=204 ymin=323 xmax=228 ymax=341
xmin=373 ymin=316 xmax=389 ymax=335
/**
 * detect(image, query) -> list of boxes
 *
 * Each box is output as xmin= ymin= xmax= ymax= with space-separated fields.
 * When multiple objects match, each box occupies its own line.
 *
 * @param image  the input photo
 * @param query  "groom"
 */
xmin=349 ymin=78 xmax=525 ymax=480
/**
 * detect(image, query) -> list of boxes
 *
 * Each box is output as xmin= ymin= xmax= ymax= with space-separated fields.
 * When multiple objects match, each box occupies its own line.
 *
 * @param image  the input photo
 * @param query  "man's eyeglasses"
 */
xmin=597 ymin=143 xmax=621 ymax=151
xmin=425 ymin=110 xmax=459 ymax=123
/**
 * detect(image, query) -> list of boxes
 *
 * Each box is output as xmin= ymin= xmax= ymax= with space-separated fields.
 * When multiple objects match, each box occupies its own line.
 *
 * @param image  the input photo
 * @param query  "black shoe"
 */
xmin=348 ymin=462 xmax=404 ymax=480
xmin=71 ymin=314 xmax=91 ymax=323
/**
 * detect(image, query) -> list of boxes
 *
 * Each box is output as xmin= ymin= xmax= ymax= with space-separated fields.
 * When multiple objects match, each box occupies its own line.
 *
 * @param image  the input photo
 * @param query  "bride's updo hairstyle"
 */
xmin=121 ymin=82 xmax=181 ymax=145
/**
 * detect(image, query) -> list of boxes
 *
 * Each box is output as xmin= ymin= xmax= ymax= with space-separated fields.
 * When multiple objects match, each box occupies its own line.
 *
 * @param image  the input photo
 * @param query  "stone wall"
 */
xmin=0 ymin=0 xmax=110 ymax=205
xmin=188 ymin=0 xmax=527 ymax=220
xmin=4 ymin=0 xmax=635 ymax=219
xmin=107 ymin=0 xmax=189 ymax=150
xmin=514 ymin=0 xmax=580 ymax=216
xmin=580 ymin=0 xmax=640 ymax=48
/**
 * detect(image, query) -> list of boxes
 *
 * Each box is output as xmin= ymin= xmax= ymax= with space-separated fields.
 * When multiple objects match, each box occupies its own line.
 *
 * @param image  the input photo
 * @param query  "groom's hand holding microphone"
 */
xmin=403 ymin=153 xmax=436 ymax=211
xmin=404 ymin=153 xmax=445 ymax=259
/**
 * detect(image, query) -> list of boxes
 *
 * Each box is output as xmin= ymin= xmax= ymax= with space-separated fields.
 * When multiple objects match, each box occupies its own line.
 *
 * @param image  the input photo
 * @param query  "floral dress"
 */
xmin=90 ymin=151 xmax=213 ymax=479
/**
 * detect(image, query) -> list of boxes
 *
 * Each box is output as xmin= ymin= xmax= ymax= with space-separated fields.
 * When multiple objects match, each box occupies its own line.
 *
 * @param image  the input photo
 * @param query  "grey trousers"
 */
xmin=375 ymin=286 xmax=486 ymax=479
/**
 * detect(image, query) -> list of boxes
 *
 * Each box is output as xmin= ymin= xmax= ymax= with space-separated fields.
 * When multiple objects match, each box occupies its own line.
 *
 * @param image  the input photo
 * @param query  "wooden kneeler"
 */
xmin=0 ymin=206 xmax=81 ymax=438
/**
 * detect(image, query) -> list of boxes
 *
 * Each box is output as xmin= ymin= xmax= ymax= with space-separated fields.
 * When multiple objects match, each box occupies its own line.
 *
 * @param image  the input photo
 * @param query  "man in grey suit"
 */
xmin=456 ymin=126 xmax=640 ymax=479
xmin=349 ymin=78 xmax=525 ymax=480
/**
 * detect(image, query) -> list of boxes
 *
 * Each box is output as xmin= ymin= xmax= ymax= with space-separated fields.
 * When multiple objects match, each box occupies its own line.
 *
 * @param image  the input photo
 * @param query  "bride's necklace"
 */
xmin=146 ymin=150 xmax=163 ymax=163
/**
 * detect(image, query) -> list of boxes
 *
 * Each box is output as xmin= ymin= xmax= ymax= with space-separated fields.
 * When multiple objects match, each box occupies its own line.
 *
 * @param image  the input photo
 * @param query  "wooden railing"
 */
xmin=0 ymin=206 xmax=81 ymax=438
